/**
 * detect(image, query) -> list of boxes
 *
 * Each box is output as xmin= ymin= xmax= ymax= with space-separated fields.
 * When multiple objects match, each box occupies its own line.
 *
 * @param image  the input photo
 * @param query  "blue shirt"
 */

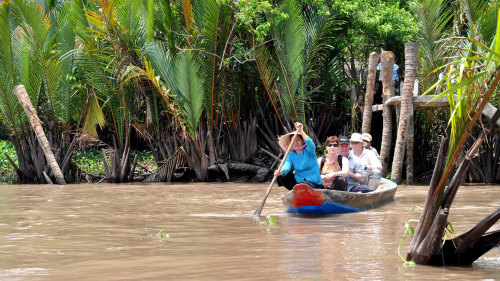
xmin=281 ymin=137 xmax=322 ymax=185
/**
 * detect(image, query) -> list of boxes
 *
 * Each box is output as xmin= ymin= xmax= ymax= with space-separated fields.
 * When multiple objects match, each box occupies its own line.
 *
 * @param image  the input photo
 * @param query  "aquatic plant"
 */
xmin=261 ymin=216 xmax=278 ymax=226
xmin=156 ymin=229 xmax=170 ymax=239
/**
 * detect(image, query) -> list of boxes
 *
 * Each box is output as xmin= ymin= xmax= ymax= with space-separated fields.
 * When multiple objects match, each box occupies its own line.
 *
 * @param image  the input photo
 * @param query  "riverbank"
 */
xmin=0 ymin=140 xmax=157 ymax=184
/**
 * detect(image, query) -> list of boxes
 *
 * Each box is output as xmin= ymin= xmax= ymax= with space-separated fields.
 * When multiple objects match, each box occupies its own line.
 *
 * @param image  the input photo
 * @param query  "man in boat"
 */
xmin=274 ymin=122 xmax=323 ymax=190
xmin=338 ymin=135 xmax=372 ymax=193
xmin=362 ymin=133 xmax=379 ymax=158
xmin=350 ymin=133 xmax=382 ymax=190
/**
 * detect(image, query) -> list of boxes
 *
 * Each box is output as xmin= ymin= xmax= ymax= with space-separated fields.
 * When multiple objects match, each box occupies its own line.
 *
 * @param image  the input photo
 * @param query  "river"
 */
xmin=0 ymin=183 xmax=498 ymax=280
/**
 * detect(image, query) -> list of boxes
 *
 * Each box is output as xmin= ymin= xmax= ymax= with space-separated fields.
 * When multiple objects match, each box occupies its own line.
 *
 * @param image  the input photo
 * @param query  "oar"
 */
xmin=253 ymin=131 xmax=299 ymax=217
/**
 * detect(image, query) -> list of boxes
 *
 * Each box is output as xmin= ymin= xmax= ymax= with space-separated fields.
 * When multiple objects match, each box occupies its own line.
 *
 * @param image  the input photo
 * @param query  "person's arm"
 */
xmin=304 ymin=136 xmax=316 ymax=154
xmin=295 ymin=122 xmax=308 ymax=141
xmin=274 ymin=157 xmax=292 ymax=176
xmin=349 ymin=170 xmax=365 ymax=183
xmin=349 ymin=158 xmax=366 ymax=183
xmin=317 ymin=157 xmax=323 ymax=170
xmin=366 ymin=151 xmax=382 ymax=171
xmin=335 ymin=157 xmax=349 ymax=177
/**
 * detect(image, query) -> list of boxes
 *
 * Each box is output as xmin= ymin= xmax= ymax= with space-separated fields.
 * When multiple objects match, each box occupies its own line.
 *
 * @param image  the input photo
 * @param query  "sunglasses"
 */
xmin=326 ymin=143 xmax=339 ymax=147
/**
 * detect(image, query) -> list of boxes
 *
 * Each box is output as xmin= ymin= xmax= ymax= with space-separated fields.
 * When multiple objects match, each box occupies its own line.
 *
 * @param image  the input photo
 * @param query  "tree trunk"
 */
xmin=391 ymin=43 xmax=419 ymax=184
xmin=13 ymin=85 xmax=65 ymax=185
xmin=406 ymin=106 xmax=414 ymax=183
xmin=379 ymin=51 xmax=395 ymax=175
xmin=349 ymin=46 xmax=360 ymax=131
xmin=407 ymin=105 xmax=500 ymax=265
xmin=362 ymin=52 xmax=379 ymax=134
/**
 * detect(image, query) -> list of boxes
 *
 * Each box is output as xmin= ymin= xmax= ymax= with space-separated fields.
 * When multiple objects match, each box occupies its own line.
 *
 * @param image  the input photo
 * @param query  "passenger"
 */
xmin=274 ymin=122 xmax=323 ymax=190
xmin=350 ymin=133 xmax=382 ymax=190
xmin=317 ymin=136 xmax=348 ymax=190
xmin=362 ymin=133 xmax=379 ymax=158
xmin=338 ymin=135 xmax=371 ymax=193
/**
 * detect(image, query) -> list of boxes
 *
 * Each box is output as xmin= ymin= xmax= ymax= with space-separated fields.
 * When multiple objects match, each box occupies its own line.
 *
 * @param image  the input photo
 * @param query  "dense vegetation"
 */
xmin=0 ymin=0 xmax=498 ymax=184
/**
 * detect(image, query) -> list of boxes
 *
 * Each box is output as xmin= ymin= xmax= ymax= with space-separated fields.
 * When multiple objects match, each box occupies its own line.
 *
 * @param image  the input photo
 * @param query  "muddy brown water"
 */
xmin=0 ymin=183 xmax=498 ymax=280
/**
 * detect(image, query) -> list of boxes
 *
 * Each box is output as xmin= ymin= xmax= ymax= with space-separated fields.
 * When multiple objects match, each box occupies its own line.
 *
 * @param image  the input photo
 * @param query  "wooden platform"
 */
xmin=372 ymin=95 xmax=500 ymax=127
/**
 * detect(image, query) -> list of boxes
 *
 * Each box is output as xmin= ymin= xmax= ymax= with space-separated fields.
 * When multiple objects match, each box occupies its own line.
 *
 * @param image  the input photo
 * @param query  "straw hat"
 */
xmin=350 ymin=133 xmax=364 ymax=143
xmin=362 ymin=133 xmax=372 ymax=142
xmin=278 ymin=131 xmax=300 ymax=150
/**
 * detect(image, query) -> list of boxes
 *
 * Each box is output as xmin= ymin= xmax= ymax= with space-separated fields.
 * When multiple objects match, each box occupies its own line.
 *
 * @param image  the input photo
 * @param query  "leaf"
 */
xmin=174 ymin=51 xmax=205 ymax=137
xmin=83 ymin=94 xmax=105 ymax=136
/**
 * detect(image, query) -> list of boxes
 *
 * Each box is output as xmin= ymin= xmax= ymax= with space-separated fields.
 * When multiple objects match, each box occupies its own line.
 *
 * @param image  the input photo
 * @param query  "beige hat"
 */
xmin=362 ymin=133 xmax=372 ymax=142
xmin=350 ymin=133 xmax=364 ymax=143
xmin=278 ymin=131 xmax=300 ymax=150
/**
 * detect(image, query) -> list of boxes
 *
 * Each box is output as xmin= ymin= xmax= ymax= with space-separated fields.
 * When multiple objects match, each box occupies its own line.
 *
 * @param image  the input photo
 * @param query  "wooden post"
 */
xmin=379 ymin=51 xmax=395 ymax=175
xmin=391 ymin=43 xmax=419 ymax=184
xmin=13 ymin=85 xmax=65 ymax=185
xmin=362 ymin=52 xmax=380 ymax=134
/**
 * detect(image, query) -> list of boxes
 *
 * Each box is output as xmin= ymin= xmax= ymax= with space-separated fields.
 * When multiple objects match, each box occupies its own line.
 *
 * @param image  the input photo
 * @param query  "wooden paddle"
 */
xmin=253 ymin=131 xmax=299 ymax=217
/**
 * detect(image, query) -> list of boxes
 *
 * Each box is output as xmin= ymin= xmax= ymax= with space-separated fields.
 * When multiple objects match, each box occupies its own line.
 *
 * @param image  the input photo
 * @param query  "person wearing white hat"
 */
xmin=362 ymin=133 xmax=379 ymax=158
xmin=349 ymin=133 xmax=382 ymax=190
xmin=274 ymin=122 xmax=323 ymax=190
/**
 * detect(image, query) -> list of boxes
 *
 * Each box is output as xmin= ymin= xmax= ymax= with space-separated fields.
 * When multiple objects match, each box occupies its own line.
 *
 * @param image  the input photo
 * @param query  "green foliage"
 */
xmin=261 ymin=215 xmax=278 ymax=226
xmin=398 ymin=206 xmax=422 ymax=267
xmin=330 ymin=0 xmax=418 ymax=47
xmin=156 ymin=229 xmax=170 ymax=238
xmin=74 ymin=149 xmax=106 ymax=175
xmin=73 ymin=148 xmax=156 ymax=178
xmin=174 ymin=51 xmax=205 ymax=137
xmin=423 ymin=6 xmax=500 ymax=166
xmin=0 ymin=140 xmax=17 ymax=182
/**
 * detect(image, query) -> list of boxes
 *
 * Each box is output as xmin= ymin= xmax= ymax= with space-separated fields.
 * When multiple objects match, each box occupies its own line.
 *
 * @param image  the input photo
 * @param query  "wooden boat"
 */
xmin=282 ymin=178 xmax=397 ymax=214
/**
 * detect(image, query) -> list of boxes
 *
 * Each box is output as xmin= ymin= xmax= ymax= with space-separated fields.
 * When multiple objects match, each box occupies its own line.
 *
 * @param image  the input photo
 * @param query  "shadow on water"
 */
xmin=0 ymin=183 xmax=497 ymax=280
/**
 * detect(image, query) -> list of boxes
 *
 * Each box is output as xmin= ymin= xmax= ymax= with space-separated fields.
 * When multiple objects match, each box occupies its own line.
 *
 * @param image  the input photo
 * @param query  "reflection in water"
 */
xmin=0 ymin=183 xmax=498 ymax=280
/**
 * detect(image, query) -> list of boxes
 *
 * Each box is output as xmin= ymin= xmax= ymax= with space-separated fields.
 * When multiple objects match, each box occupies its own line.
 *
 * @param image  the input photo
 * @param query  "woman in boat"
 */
xmin=317 ymin=136 xmax=349 ymax=190
xmin=274 ymin=122 xmax=323 ymax=190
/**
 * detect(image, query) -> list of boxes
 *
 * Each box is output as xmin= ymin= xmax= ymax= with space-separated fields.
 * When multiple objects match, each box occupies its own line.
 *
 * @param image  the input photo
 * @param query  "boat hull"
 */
xmin=282 ymin=178 xmax=397 ymax=215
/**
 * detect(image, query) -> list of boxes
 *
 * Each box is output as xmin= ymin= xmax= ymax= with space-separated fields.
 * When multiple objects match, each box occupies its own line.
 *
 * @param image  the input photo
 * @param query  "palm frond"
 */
xmin=115 ymin=0 xmax=147 ymax=49
xmin=10 ymin=0 xmax=62 ymax=122
xmin=0 ymin=3 xmax=23 ymax=140
xmin=273 ymin=0 xmax=305 ymax=122
xmin=174 ymin=51 xmax=205 ymax=137
xmin=254 ymin=43 xmax=282 ymax=123
xmin=414 ymin=0 xmax=453 ymax=91
xmin=193 ymin=0 xmax=220 ymax=127
xmin=82 ymin=93 xmax=105 ymax=135
xmin=181 ymin=0 xmax=193 ymax=38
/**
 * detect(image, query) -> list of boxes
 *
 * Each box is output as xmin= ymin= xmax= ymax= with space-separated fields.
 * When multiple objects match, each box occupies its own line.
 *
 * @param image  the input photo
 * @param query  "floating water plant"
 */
xmin=156 ymin=229 xmax=170 ymax=238
xmin=261 ymin=216 xmax=277 ymax=226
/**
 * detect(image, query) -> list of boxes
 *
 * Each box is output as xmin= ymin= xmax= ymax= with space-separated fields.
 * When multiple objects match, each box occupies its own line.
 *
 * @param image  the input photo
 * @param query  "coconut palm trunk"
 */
xmin=13 ymin=85 xmax=65 ymax=185
xmin=391 ymin=43 xmax=419 ymax=184
xmin=361 ymin=52 xmax=380 ymax=133
xmin=379 ymin=51 xmax=395 ymax=175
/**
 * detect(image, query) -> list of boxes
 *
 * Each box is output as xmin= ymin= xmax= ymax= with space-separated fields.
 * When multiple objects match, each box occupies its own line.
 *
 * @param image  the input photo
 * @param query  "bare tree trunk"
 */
xmin=407 ymin=105 xmax=500 ymax=265
xmin=362 ymin=52 xmax=380 ymax=133
xmin=406 ymin=106 xmax=414 ymax=183
xmin=13 ymin=85 xmax=65 ymax=185
xmin=391 ymin=43 xmax=419 ymax=184
xmin=379 ymin=51 xmax=395 ymax=175
xmin=349 ymin=46 xmax=360 ymax=131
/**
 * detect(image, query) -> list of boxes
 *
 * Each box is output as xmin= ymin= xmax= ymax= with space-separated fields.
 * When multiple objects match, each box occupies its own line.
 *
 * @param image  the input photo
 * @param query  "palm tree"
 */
xmin=406 ymin=2 xmax=500 ymax=266
xmin=0 ymin=0 xmax=85 ymax=183
xmin=391 ymin=42 xmax=419 ymax=184
xmin=254 ymin=0 xmax=339 ymax=131
xmin=379 ymin=50 xmax=395 ymax=175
